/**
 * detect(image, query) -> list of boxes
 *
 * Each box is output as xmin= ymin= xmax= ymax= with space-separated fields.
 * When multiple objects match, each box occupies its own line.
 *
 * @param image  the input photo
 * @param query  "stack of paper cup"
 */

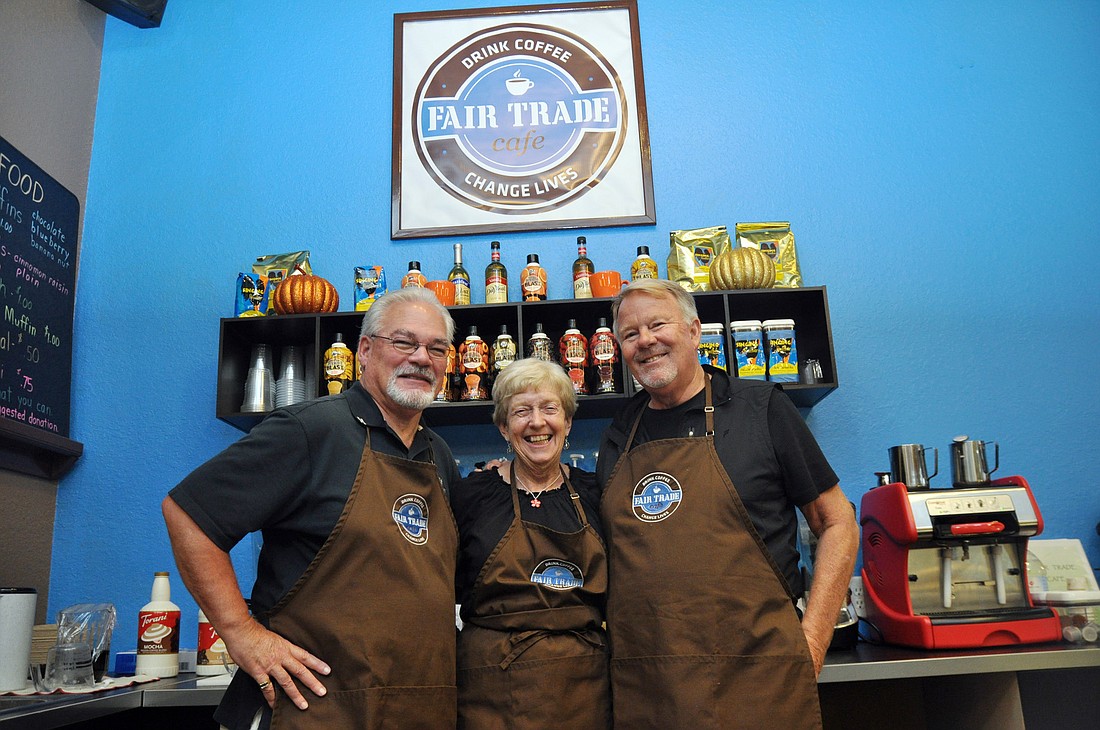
xmin=275 ymin=345 xmax=309 ymax=408
xmin=241 ymin=344 xmax=274 ymax=413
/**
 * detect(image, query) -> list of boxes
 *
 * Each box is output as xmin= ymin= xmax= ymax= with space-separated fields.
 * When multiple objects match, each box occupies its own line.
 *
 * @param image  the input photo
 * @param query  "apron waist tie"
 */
xmin=499 ymin=628 xmax=605 ymax=670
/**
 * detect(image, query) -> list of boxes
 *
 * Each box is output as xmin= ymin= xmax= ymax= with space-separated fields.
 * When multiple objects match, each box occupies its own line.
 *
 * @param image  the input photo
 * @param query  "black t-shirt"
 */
xmin=598 ymin=367 xmax=837 ymax=596
xmin=452 ymin=466 xmax=603 ymax=621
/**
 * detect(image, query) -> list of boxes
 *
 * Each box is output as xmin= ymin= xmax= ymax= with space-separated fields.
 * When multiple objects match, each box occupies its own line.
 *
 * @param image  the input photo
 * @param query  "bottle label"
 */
xmin=632 ymin=259 xmax=659 ymax=280
xmin=591 ymin=332 xmax=618 ymax=363
xmin=527 ymin=336 xmax=553 ymax=361
xmin=402 ymin=272 xmax=427 ymax=288
xmin=561 ymin=334 xmax=588 ymax=366
xmin=492 ymin=339 xmax=517 ymax=372
xmin=325 ymin=348 xmax=354 ymax=379
xmin=451 ymin=275 xmax=471 ymax=305
xmin=138 ymin=610 xmax=180 ymax=656
xmin=461 ymin=341 xmax=487 ymax=372
xmin=573 ymin=274 xmax=592 ymax=298
xmin=197 ymin=621 xmax=233 ymax=669
xmin=485 ymin=269 xmax=507 ymax=303
xmin=522 ymin=266 xmax=547 ymax=300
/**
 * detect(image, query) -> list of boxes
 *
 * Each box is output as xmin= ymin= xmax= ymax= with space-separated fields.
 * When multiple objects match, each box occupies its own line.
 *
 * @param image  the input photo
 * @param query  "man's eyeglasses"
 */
xmin=371 ymin=334 xmax=450 ymax=360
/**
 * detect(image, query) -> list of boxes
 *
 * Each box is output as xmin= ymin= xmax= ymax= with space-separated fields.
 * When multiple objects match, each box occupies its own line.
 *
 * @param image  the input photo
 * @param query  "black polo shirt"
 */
xmin=596 ymin=366 xmax=837 ymax=597
xmin=170 ymin=382 xmax=460 ymax=617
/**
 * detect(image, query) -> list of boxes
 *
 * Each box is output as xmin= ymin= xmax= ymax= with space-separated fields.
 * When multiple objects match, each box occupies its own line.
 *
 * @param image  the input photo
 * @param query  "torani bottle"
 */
xmin=136 ymin=572 xmax=181 ymax=678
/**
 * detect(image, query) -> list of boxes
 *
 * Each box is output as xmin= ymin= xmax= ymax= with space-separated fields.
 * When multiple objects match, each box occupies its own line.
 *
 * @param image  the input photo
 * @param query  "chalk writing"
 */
xmin=0 ymin=135 xmax=78 ymax=438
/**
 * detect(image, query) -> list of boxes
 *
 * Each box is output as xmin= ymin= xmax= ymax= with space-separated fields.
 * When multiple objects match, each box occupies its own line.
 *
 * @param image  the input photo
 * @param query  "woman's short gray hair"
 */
xmin=359 ymin=287 xmax=455 ymax=342
xmin=610 ymin=279 xmax=698 ymax=339
xmin=492 ymin=358 xmax=577 ymax=428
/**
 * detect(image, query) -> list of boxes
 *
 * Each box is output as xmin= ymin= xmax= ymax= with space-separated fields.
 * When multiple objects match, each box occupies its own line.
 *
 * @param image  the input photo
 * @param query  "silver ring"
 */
xmin=257 ymin=680 xmax=271 ymax=690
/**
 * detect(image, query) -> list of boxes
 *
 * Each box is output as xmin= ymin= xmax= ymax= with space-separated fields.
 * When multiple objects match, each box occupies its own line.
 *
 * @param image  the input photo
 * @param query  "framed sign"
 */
xmin=392 ymin=0 xmax=655 ymax=239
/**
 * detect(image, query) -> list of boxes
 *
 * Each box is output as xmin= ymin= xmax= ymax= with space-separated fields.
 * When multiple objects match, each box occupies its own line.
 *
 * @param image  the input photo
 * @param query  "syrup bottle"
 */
xmin=572 ymin=236 xmax=594 ymax=299
xmin=449 ymin=243 xmax=471 ymax=305
xmin=492 ymin=325 xmax=517 ymax=378
xmin=402 ymin=261 xmax=427 ymax=288
xmin=485 ymin=241 xmax=508 ymax=304
xmin=436 ymin=344 xmax=457 ymax=402
xmin=135 ymin=572 xmax=181 ymax=678
xmin=458 ymin=326 xmax=490 ymax=401
xmin=521 ymin=254 xmax=547 ymax=301
xmin=559 ymin=319 xmax=589 ymax=395
xmin=324 ymin=333 xmax=355 ymax=395
xmin=526 ymin=323 xmax=553 ymax=361
xmin=590 ymin=317 xmax=621 ymax=394
xmin=631 ymin=246 xmax=659 ymax=280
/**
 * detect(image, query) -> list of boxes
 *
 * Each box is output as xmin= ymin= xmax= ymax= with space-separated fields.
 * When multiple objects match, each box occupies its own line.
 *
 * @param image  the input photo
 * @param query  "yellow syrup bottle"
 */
xmin=631 ymin=246 xmax=659 ymax=280
xmin=324 ymin=333 xmax=355 ymax=395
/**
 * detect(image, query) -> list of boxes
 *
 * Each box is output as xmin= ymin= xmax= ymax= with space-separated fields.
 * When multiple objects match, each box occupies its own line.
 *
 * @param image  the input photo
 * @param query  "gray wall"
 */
xmin=0 ymin=0 xmax=103 ymax=623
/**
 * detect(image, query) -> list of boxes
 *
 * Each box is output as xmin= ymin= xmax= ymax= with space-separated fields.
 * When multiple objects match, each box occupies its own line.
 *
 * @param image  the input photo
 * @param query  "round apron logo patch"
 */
xmin=412 ymin=22 xmax=626 ymax=214
xmin=392 ymin=494 xmax=430 ymax=545
xmin=530 ymin=559 xmax=585 ymax=591
xmin=631 ymin=472 xmax=683 ymax=522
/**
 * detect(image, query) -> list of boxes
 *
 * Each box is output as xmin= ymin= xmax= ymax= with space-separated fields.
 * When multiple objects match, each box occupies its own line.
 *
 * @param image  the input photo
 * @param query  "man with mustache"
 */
xmin=164 ymin=287 xmax=460 ymax=730
xmin=596 ymin=279 xmax=858 ymax=729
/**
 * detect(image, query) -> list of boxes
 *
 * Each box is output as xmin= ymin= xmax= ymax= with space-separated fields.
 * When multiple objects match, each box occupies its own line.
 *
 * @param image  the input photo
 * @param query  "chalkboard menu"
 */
xmin=0 ymin=135 xmax=78 ymax=440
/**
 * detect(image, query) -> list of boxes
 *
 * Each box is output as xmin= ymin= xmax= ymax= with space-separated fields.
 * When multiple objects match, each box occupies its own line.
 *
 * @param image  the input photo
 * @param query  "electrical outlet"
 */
xmin=849 ymin=576 xmax=868 ymax=618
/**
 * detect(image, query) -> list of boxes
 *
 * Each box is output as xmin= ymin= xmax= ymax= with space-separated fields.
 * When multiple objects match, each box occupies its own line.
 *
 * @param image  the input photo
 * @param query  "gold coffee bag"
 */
xmin=735 ymin=222 xmax=802 ymax=288
xmin=668 ymin=226 xmax=731 ymax=292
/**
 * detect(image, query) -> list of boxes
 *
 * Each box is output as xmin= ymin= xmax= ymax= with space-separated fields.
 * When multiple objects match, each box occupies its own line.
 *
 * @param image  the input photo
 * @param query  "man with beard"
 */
xmin=596 ymin=279 xmax=857 ymax=729
xmin=164 ymin=287 xmax=461 ymax=730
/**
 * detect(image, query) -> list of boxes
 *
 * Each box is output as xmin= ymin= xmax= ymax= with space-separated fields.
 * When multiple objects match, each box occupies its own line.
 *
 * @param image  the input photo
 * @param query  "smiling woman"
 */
xmin=450 ymin=358 xmax=611 ymax=729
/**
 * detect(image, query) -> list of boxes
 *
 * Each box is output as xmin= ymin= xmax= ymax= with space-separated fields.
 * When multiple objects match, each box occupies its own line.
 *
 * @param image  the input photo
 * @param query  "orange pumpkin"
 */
xmin=272 ymin=273 xmax=340 ymax=314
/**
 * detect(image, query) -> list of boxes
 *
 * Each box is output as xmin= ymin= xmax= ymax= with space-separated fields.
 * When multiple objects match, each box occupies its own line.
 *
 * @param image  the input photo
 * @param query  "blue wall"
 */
xmin=54 ymin=0 xmax=1100 ymax=653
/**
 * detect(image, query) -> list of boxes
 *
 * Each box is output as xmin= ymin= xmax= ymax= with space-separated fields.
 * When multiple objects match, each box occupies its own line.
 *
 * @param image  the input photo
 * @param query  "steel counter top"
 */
xmin=819 ymin=641 xmax=1100 ymax=683
xmin=3 ymin=644 xmax=1099 ymax=725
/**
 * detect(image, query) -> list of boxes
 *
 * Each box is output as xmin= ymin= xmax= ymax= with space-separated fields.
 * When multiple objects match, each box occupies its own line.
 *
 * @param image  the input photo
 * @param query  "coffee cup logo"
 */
xmin=413 ymin=23 xmax=627 ymax=214
xmin=505 ymin=70 xmax=535 ymax=96
xmin=141 ymin=623 xmax=171 ymax=642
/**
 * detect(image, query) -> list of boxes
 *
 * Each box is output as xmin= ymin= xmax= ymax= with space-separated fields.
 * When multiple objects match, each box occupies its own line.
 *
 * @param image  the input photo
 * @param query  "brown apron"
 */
xmin=266 ymin=428 xmax=458 ymax=730
xmin=601 ymin=379 xmax=821 ymax=729
xmin=457 ymin=469 xmax=610 ymax=730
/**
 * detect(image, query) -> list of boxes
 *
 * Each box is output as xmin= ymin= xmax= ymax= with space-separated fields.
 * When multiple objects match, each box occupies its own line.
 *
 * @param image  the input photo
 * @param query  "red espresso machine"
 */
xmin=860 ymin=439 xmax=1062 ymax=649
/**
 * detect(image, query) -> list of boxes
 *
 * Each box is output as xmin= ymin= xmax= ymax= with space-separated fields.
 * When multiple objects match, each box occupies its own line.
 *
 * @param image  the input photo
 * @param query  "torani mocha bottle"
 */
xmin=135 ymin=572 xmax=180 ymax=678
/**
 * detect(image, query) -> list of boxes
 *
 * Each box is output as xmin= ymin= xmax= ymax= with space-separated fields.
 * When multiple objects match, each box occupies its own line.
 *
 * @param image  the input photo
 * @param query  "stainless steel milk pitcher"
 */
xmin=888 ymin=444 xmax=938 ymax=490
xmin=951 ymin=436 xmax=999 ymax=487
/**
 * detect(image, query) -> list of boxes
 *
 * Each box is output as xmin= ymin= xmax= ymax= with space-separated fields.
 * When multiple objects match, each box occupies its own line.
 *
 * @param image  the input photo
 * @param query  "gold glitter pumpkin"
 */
xmin=709 ymin=247 xmax=776 ymax=290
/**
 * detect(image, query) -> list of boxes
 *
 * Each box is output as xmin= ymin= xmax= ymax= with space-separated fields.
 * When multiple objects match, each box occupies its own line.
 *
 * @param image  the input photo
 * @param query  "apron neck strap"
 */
xmin=625 ymin=374 xmax=715 ymax=447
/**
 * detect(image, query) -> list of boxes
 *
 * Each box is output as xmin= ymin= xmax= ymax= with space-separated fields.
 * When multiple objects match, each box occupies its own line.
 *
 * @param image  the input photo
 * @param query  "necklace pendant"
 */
xmin=530 ymin=497 xmax=542 ymax=508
